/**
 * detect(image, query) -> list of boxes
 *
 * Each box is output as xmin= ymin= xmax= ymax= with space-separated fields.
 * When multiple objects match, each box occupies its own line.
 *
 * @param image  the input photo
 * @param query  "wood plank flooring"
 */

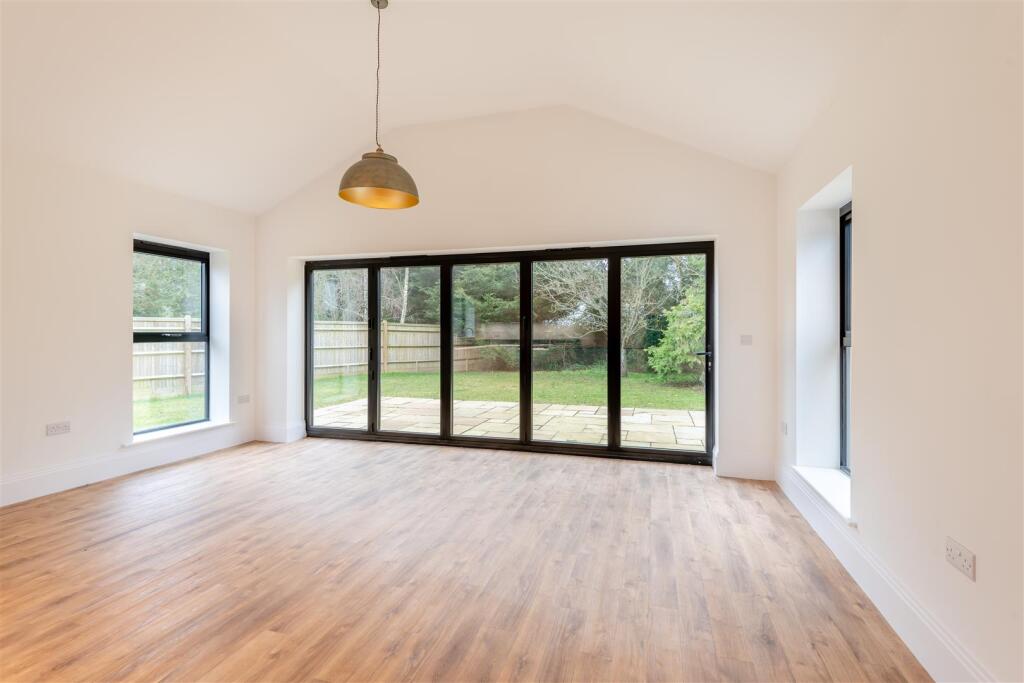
xmin=0 ymin=439 xmax=929 ymax=682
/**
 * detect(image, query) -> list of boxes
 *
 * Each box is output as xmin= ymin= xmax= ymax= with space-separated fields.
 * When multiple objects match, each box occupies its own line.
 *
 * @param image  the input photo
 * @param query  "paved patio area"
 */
xmin=314 ymin=397 xmax=706 ymax=451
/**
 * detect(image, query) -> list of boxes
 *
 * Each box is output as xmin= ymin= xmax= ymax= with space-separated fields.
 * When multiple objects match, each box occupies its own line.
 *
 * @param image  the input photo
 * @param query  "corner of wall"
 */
xmin=778 ymin=468 xmax=994 ymax=682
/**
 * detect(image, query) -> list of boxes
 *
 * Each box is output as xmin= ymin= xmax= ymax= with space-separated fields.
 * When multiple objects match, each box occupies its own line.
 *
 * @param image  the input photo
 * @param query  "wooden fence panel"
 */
xmin=133 ymin=317 xmax=521 ymax=400
xmin=310 ymin=320 xmax=518 ymax=378
xmin=382 ymin=322 xmax=441 ymax=373
xmin=132 ymin=341 xmax=206 ymax=399
xmin=312 ymin=321 xmax=369 ymax=378
xmin=133 ymin=315 xmax=206 ymax=399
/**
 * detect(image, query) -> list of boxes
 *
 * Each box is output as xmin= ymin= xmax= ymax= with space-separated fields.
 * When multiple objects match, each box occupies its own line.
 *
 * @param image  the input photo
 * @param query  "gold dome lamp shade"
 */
xmin=339 ymin=150 xmax=419 ymax=209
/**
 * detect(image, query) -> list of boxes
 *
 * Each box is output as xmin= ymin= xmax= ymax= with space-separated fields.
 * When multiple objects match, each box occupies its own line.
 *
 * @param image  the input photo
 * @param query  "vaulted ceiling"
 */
xmin=2 ymin=1 xmax=893 ymax=214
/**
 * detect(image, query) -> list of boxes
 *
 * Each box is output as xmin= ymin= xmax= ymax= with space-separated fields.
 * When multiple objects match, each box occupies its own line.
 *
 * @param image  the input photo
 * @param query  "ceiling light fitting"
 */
xmin=338 ymin=0 xmax=419 ymax=209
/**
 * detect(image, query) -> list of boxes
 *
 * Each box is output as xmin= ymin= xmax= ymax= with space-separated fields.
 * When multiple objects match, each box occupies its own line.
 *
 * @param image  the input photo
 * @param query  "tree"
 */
xmin=313 ymin=270 xmax=368 ymax=322
xmin=533 ymin=257 xmax=680 ymax=375
xmin=532 ymin=259 xmax=609 ymax=336
xmin=380 ymin=267 xmax=440 ymax=324
xmin=133 ymin=252 xmax=202 ymax=319
xmin=380 ymin=267 xmax=411 ymax=323
xmin=647 ymin=276 xmax=706 ymax=385
xmin=620 ymin=256 xmax=677 ymax=370
xmin=453 ymin=263 xmax=519 ymax=324
xmin=453 ymin=263 xmax=520 ymax=340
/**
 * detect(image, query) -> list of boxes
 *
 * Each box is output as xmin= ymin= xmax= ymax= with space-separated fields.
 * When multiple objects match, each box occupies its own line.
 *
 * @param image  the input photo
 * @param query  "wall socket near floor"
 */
xmin=237 ymin=394 xmax=251 ymax=404
xmin=45 ymin=421 xmax=71 ymax=436
xmin=945 ymin=536 xmax=976 ymax=581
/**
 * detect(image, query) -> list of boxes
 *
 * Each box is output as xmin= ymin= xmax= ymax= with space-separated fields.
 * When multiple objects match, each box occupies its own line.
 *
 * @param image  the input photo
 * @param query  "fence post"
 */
xmin=183 ymin=315 xmax=193 ymax=396
xmin=381 ymin=319 xmax=389 ymax=374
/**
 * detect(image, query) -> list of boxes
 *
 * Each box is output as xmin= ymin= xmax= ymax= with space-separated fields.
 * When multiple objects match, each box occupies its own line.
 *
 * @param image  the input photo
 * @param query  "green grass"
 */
xmin=314 ymin=369 xmax=704 ymax=411
xmin=133 ymin=369 xmax=704 ymax=433
xmin=133 ymin=394 xmax=205 ymax=432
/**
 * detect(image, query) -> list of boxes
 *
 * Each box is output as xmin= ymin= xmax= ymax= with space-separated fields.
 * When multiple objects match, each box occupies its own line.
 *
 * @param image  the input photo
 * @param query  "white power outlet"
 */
xmin=237 ymin=394 xmax=251 ymax=404
xmin=945 ymin=536 xmax=976 ymax=581
xmin=45 ymin=421 xmax=71 ymax=436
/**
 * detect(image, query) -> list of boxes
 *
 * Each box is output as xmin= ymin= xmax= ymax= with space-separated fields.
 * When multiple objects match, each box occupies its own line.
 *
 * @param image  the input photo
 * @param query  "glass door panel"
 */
xmin=379 ymin=265 xmax=441 ymax=434
xmin=452 ymin=263 xmax=520 ymax=439
xmin=311 ymin=268 xmax=370 ymax=430
xmin=620 ymin=254 xmax=707 ymax=452
xmin=531 ymin=258 xmax=608 ymax=444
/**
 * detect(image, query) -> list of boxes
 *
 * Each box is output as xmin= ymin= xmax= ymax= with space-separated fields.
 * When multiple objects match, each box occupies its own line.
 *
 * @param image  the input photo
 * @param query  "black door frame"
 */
xmin=839 ymin=203 xmax=852 ymax=473
xmin=305 ymin=241 xmax=715 ymax=466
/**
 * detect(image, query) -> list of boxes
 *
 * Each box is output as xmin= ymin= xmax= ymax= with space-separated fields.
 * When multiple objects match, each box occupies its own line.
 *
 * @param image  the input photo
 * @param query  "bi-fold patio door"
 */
xmin=306 ymin=242 xmax=713 ymax=465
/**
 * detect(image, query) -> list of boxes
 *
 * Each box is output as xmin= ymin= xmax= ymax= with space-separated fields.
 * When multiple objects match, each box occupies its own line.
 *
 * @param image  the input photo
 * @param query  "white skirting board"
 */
xmin=0 ymin=423 xmax=250 ymax=506
xmin=257 ymin=420 xmax=307 ymax=445
xmin=778 ymin=468 xmax=993 ymax=682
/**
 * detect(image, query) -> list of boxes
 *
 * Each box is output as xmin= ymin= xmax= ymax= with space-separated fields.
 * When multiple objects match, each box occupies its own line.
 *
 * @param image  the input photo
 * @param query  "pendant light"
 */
xmin=339 ymin=0 xmax=419 ymax=209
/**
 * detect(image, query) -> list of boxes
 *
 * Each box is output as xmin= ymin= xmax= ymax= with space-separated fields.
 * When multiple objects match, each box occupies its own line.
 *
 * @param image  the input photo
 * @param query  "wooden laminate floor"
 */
xmin=0 ymin=439 xmax=929 ymax=682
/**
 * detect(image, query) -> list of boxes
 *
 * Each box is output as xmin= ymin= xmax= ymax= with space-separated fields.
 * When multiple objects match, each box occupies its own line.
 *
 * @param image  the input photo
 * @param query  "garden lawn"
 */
xmin=314 ymin=369 xmax=704 ymax=411
xmin=133 ymin=393 xmax=206 ymax=432
xmin=134 ymin=370 xmax=705 ymax=432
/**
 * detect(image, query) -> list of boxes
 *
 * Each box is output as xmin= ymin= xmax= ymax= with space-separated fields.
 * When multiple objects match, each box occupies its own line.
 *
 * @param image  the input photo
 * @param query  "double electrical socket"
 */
xmin=945 ymin=536 xmax=976 ymax=581
xmin=45 ymin=421 xmax=71 ymax=436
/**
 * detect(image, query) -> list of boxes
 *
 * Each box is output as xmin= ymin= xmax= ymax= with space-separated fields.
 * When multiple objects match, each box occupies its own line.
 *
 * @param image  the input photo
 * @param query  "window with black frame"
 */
xmin=132 ymin=240 xmax=210 ymax=433
xmin=840 ymin=204 xmax=852 ymax=472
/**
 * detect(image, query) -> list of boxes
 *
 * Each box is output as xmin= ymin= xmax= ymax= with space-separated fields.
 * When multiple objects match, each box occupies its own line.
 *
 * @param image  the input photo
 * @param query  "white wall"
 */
xmin=777 ymin=3 xmax=1022 ymax=680
xmin=0 ymin=150 xmax=258 ymax=504
xmin=257 ymin=106 xmax=778 ymax=479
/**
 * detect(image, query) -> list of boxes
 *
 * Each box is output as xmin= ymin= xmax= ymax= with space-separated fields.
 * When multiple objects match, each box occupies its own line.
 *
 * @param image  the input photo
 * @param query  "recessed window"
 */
xmin=840 ymin=204 xmax=852 ymax=472
xmin=132 ymin=240 xmax=210 ymax=433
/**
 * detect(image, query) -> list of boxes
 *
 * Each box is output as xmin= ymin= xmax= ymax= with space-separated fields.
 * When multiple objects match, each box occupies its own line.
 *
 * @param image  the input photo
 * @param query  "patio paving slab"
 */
xmin=314 ymin=397 xmax=705 ymax=450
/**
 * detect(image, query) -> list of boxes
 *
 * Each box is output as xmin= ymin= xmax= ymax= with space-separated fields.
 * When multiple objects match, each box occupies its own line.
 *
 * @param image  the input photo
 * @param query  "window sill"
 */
xmin=793 ymin=465 xmax=851 ymax=522
xmin=124 ymin=420 xmax=234 ymax=448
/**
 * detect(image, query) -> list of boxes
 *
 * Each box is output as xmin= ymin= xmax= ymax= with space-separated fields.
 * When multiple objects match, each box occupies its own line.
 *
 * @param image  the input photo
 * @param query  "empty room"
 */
xmin=1 ymin=1 xmax=1021 ymax=681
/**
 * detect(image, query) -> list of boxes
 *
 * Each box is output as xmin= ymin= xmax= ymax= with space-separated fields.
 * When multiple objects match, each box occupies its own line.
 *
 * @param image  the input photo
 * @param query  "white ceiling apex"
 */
xmin=1 ymin=1 xmax=894 ymax=213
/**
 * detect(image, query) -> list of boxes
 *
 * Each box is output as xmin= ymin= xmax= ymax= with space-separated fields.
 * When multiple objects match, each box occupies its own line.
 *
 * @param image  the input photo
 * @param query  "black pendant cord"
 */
xmin=375 ymin=2 xmax=382 ymax=152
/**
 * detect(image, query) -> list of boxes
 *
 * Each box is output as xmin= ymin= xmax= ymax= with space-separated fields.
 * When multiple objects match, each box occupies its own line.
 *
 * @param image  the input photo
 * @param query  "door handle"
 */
xmin=694 ymin=351 xmax=712 ymax=357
